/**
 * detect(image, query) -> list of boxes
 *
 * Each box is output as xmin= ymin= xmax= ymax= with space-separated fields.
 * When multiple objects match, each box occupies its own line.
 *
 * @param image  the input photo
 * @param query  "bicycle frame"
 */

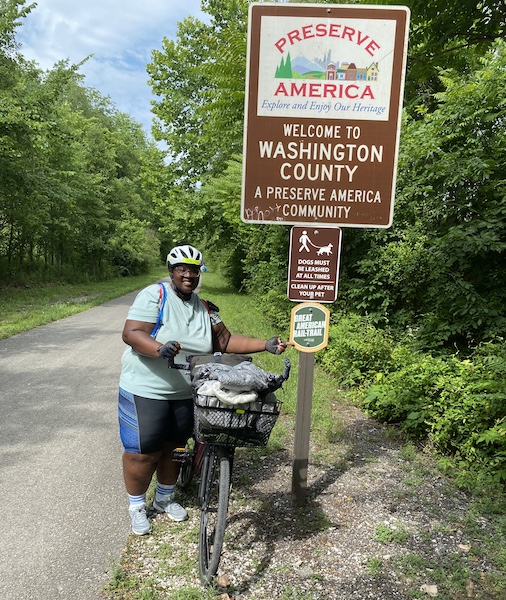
xmin=170 ymin=354 xmax=290 ymax=586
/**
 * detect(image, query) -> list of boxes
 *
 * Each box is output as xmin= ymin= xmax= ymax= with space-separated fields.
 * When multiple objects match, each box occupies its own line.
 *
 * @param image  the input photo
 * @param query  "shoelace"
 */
xmin=132 ymin=506 xmax=147 ymax=520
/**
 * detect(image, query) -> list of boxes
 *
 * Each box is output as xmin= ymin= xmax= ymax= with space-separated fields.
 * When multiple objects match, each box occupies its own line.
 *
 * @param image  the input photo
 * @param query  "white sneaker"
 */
xmin=153 ymin=493 xmax=188 ymax=521
xmin=129 ymin=503 xmax=151 ymax=535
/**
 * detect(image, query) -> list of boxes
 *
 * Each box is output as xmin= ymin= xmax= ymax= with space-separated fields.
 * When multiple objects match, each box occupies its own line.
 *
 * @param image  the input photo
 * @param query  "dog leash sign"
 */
xmin=287 ymin=226 xmax=342 ymax=303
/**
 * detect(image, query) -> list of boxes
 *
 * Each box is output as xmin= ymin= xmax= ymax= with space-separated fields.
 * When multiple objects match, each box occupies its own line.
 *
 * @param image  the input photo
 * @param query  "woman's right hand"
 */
xmin=157 ymin=341 xmax=181 ymax=360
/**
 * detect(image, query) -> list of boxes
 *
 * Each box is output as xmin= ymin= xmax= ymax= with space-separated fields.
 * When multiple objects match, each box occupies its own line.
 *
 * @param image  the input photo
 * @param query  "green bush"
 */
xmin=362 ymin=349 xmax=453 ymax=435
xmin=361 ymin=340 xmax=506 ymax=484
xmin=429 ymin=342 xmax=506 ymax=482
xmin=107 ymin=222 xmax=160 ymax=277
xmin=318 ymin=314 xmax=394 ymax=387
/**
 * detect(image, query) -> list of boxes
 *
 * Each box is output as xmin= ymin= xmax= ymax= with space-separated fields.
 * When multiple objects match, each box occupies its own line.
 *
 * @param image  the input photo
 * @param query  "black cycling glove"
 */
xmin=265 ymin=336 xmax=282 ymax=355
xmin=157 ymin=341 xmax=180 ymax=360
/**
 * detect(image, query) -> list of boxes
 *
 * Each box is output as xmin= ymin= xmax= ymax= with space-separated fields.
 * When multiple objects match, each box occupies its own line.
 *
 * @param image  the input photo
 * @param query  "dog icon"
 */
xmin=317 ymin=243 xmax=333 ymax=256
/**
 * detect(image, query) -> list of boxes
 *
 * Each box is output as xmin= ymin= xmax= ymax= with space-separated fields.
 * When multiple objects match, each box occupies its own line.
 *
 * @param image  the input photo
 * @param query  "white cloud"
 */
xmin=17 ymin=0 xmax=208 ymax=135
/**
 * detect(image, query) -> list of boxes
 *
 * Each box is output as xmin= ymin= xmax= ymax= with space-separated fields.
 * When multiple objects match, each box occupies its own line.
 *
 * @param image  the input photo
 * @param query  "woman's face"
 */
xmin=171 ymin=264 xmax=200 ymax=295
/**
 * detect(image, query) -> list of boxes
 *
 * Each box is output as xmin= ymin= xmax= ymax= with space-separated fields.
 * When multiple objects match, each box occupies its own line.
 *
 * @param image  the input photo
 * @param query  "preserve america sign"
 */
xmin=241 ymin=3 xmax=410 ymax=228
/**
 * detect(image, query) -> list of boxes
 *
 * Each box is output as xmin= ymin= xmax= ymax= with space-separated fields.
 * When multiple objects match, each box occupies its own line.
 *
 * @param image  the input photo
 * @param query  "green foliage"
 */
xmin=319 ymin=314 xmax=395 ymax=387
xmin=375 ymin=523 xmax=410 ymax=544
xmin=362 ymin=349 xmax=451 ymax=434
xmin=147 ymin=0 xmax=248 ymax=188
xmin=361 ymin=340 xmax=506 ymax=485
xmin=107 ymin=221 xmax=160 ymax=277
xmin=345 ymin=39 xmax=506 ymax=351
xmin=0 ymin=2 xmax=166 ymax=284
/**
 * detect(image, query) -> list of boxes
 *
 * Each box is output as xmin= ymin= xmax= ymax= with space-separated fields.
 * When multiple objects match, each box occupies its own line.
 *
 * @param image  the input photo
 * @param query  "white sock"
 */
xmin=155 ymin=483 xmax=175 ymax=502
xmin=128 ymin=493 xmax=146 ymax=508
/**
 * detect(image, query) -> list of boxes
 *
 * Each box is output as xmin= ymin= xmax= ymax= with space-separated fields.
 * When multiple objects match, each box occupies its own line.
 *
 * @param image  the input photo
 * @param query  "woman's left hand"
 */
xmin=265 ymin=336 xmax=292 ymax=355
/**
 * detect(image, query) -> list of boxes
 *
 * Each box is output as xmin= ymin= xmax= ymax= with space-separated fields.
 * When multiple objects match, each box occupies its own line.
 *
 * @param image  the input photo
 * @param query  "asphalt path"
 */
xmin=0 ymin=291 xmax=141 ymax=599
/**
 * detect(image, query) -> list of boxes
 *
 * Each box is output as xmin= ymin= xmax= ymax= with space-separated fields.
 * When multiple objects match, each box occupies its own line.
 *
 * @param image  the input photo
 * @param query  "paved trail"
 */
xmin=0 ymin=292 xmax=140 ymax=600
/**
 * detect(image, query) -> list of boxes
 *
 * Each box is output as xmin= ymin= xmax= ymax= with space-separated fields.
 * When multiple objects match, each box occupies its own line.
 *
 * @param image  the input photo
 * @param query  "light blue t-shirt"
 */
xmin=119 ymin=283 xmax=219 ymax=400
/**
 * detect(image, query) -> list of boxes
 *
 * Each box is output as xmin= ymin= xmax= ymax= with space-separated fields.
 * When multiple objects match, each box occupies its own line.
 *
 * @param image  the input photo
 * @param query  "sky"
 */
xmin=17 ymin=0 xmax=207 ymax=137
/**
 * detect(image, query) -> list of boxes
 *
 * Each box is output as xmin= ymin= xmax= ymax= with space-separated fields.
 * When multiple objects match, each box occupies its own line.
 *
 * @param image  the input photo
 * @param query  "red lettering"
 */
xmin=362 ymin=85 xmax=375 ymax=99
xmin=292 ymin=83 xmax=306 ymax=96
xmin=287 ymin=29 xmax=301 ymax=45
xmin=328 ymin=23 xmax=341 ymax=38
xmin=315 ymin=23 xmax=327 ymax=37
xmin=273 ymin=24 xmax=380 ymax=56
xmin=302 ymin=25 xmax=314 ymax=39
xmin=274 ymin=38 xmax=286 ymax=53
xmin=365 ymin=40 xmax=381 ymax=56
xmin=342 ymin=26 xmax=355 ymax=42
xmin=274 ymin=82 xmax=288 ymax=96
xmin=357 ymin=31 xmax=370 ymax=46
xmin=309 ymin=83 xmax=320 ymax=97
xmin=345 ymin=85 xmax=359 ymax=99
xmin=273 ymin=82 xmax=375 ymax=100
xmin=323 ymin=83 xmax=337 ymax=97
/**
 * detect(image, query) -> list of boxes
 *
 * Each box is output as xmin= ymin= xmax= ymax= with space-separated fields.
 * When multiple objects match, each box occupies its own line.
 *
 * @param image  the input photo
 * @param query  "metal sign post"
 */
xmin=292 ymin=351 xmax=315 ymax=507
xmin=290 ymin=302 xmax=330 ymax=506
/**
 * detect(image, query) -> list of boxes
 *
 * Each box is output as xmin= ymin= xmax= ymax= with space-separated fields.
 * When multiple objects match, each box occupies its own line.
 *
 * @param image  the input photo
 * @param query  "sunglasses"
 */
xmin=173 ymin=265 xmax=200 ymax=276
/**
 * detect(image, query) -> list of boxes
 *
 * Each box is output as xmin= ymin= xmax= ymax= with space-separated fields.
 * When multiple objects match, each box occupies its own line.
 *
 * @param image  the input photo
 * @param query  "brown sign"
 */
xmin=288 ymin=226 xmax=341 ymax=303
xmin=242 ymin=3 xmax=410 ymax=228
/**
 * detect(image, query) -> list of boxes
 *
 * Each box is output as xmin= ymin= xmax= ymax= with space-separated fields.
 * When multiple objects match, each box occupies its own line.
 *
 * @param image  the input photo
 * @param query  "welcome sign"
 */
xmin=242 ymin=3 xmax=410 ymax=228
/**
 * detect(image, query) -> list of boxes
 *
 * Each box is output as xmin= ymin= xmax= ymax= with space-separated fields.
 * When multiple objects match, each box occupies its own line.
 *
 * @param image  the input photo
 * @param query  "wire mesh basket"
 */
xmin=194 ymin=392 xmax=281 ymax=447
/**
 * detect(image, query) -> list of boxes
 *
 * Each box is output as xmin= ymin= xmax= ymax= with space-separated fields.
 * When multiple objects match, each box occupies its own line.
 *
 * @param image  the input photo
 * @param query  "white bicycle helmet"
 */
xmin=166 ymin=245 xmax=203 ymax=268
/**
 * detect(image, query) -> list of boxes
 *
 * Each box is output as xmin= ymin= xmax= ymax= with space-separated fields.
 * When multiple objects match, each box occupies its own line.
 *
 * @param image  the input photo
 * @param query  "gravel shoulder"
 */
xmin=103 ymin=399 xmax=504 ymax=600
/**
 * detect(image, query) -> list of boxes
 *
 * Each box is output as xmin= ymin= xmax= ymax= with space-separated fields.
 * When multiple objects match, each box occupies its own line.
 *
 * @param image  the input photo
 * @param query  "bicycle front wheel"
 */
xmin=198 ymin=445 xmax=232 ymax=585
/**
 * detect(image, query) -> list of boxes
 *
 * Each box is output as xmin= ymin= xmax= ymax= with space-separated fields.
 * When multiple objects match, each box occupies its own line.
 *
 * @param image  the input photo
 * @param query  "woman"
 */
xmin=118 ymin=244 xmax=289 ymax=534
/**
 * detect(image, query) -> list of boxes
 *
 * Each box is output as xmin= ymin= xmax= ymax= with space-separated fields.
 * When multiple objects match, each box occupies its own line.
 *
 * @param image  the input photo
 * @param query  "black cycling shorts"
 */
xmin=118 ymin=387 xmax=193 ymax=454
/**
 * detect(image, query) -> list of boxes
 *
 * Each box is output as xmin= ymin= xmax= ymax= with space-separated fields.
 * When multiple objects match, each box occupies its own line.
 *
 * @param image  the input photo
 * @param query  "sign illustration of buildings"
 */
xmin=276 ymin=52 xmax=379 ymax=82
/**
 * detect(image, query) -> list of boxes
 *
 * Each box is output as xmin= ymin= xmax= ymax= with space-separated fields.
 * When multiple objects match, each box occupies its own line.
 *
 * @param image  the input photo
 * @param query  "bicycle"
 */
xmin=170 ymin=353 xmax=290 ymax=586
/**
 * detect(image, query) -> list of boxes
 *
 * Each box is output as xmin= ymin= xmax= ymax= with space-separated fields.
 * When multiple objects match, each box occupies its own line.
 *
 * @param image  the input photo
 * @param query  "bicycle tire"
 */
xmin=175 ymin=439 xmax=196 ymax=489
xmin=177 ymin=459 xmax=193 ymax=488
xmin=198 ymin=445 xmax=232 ymax=585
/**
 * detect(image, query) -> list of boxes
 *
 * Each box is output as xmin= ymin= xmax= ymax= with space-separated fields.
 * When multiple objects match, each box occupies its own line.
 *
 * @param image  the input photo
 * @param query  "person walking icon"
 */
xmin=299 ymin=230 xmax=311 ymax=252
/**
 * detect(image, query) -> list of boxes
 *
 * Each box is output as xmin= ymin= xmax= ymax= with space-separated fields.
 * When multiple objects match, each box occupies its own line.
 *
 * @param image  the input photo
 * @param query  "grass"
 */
xmin=374 ymin=523 xmax=411 ymax=545
xmin=0 ymin=266 xmax=168 ymax=339
xmin=2 ymin=268 xmax=506 ymax=599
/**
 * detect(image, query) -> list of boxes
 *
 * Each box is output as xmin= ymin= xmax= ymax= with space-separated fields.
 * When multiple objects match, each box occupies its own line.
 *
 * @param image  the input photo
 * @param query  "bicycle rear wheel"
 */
xmin=198 ymin=445 xmax=232 ymax=585
xmin=177 ymin=457 xmax=193 ymax=488
xmin=174 ymin=438 xmax=195 ymax=489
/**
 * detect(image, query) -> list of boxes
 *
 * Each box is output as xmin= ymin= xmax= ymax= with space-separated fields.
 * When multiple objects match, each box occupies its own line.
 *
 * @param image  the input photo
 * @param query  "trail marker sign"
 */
xmin=290 ymin=302 xmax=330 ymax=352
xmin=242 ymin=2 xmax=410 ymax=228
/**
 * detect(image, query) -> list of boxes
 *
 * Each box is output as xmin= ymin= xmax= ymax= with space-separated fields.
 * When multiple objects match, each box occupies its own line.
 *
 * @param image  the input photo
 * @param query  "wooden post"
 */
xmin=291 ymin=351 xmax=315 ymax=507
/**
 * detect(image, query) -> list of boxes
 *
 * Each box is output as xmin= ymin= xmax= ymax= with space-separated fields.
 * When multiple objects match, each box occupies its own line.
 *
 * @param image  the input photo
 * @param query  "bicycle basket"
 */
xmin=194 ymin=392 xmax=281 ymax=447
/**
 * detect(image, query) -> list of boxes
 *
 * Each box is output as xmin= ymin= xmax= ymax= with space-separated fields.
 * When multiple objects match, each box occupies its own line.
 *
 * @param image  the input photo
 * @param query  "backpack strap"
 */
xmin=200 ymin=299 xmax=210 ymax=314
xmin=201 ymin=299 xmax=219 ymax=314
xmin=150 ymin=282 xmax=167 ymax=339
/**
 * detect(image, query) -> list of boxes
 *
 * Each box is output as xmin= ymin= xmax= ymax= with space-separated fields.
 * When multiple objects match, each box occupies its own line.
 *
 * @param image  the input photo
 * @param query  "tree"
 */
xmin=345 ymin=40 xmax=506 ymax=349
xmin=147 ymin=0 xmax=248 ymax=189
xmin=0 ymin=0 xmax=164 ymax=282
xmin=360 ymin=0 xmax=506 ymax=112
